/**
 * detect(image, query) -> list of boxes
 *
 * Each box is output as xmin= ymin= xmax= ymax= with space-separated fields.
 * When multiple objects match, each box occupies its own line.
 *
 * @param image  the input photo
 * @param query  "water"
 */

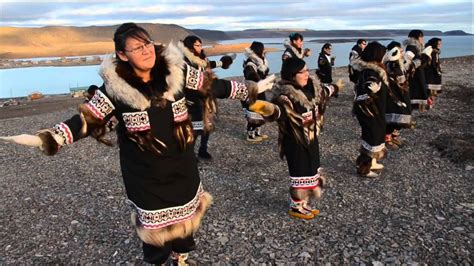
xmin=1 ymin=35 xmax=472 ymax=99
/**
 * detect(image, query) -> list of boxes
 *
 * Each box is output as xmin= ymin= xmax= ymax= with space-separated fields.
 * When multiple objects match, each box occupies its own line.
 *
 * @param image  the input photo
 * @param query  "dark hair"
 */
xmin=183 ymin=35 xmax=202 ymax=52
xmin=408 ymin=30 xmax=424 ymax=39
xmin=113 ymin=23 xmax=152 ymax=52
xmin=426 ymin=37 xmax=442 ymax=49
xmin=386 ymin=41 xmax=401 ymax=51
xmin=289 ymin=32 xmax=303 ymax=42
xmin=250 ymin=41 xmax=265 ymax=58
xmin=280 ymin=57 xmax=306 ymax=81
xmin=321 ymin=43 xmax=332 ymax=52
xmin=360 ymin=41 xmax=386 ymax=63
xmin=357 ymin=39 xmax=366 ymax=45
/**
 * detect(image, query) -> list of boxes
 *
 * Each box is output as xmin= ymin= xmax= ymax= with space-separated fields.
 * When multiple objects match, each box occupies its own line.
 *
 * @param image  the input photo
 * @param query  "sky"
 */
xmin=0 ymin=0 xmax=472 ymax=33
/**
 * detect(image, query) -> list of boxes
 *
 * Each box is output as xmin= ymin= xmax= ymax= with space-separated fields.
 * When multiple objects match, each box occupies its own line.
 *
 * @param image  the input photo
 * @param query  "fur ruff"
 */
xmin=283 ymin=39 xmax=304 ymax=59
xmin=178 ymin=41 xmax=208 ymax=69
xmin=244 ymin=48 xmax=269 ymax=73
xmin=403 ymin=38 xmax=424 ymax=54
xmin=99 ymin=43 xmax=184 ymax=111
xmin=271 ymin=77 xmax=322 ymax=110
xmin=352 ymin=60 xmax=389 ymax=87
xmin=131 ymin=192 xmax=213 ymax=247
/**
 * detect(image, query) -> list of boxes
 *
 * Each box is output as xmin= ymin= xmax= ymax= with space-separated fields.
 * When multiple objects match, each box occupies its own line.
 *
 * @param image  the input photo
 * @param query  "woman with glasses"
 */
xmin=316 ymin=43 xmax=334 ymax=84
xmin=0 ymin=22 xmax=274 ymax=264
xmin=248 ymin=58 xmax=341 ymax=220
xmin=178 ymin=35 xmax=234 ymax=160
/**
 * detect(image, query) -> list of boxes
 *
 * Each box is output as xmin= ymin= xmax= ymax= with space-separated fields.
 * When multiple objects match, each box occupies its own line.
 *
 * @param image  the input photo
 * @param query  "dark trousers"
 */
xmin=142 ymin=236 xmax=196 ymax=264
xmin=194 ymin=130 xmax=209 ymax=153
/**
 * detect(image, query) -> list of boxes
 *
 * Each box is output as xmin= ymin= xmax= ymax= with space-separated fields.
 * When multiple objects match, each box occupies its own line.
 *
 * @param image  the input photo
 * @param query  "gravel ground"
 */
xmin=0 ymin=56 xmax=472 ymax=264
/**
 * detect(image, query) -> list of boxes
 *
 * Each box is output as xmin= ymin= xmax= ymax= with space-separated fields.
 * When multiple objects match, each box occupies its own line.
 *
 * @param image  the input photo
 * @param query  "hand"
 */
xmin=249 ymin=100 xmax=275 ymax=117
xmin=256 ymin=74 xmax=276 ymax=94
xmin=368 ymin=82 xmax=381 ymax=93
xmin=422 ymin=46 xmax=433 ymax=58
xmin=219 ymin=55 xmax=233 ymax=69
xmin=303 ymin=48 xmax=312 ymax=57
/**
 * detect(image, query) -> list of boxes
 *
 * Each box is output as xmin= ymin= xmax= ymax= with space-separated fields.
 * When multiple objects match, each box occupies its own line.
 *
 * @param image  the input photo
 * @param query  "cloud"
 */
xmin=0 ymin=0 xmax=472 ymax=33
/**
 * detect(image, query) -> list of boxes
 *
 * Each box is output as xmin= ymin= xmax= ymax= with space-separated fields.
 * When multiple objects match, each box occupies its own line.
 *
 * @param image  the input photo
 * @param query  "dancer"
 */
xmin=403 ymin=30 xmax=433 ymax=111
xmin=352 ymin=42 xmax=388 ymax=178
xmin=282 ymin=32 xmax=311 ymax=61
xmin=348 ymin=39 xmax=367 ymax=84
xmin=316 ymin=43 xmax=334 ymax=84
xmin=242 ymin=41 xmax=270 ymax=142
xmin=178 ymin=35 xmax=234 ymax=160
xmin=384 ymin=41 xmax=412 ymax=149
xmin=249 ymin=58 xmax=342 ymax=220
xmin=0 ymin=23 xmax=274 ymax=264
xmin=424 ymin=37 xmax=443 ymax=108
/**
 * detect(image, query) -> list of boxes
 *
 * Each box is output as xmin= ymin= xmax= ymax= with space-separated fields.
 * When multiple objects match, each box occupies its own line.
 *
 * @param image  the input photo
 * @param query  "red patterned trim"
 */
xmin=85 ymin=90 xmax=115 ymax=120
xmin=128 ymin=184 xmax=204 ymax=229
xmin=172 ymin=97 xmax=189 ymax=122
xmin=123 ymin=111 xmax=151 ymax=132
xmin=52 ymin=122 xmax=73 ymax=145
xmin=290 ymin=173 xmax=321 ymax=189
xmin=229 ymin=81 xmax=248 ymax=100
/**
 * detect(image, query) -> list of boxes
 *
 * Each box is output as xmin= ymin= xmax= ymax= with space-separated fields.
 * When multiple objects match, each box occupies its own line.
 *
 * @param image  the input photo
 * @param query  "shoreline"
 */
xmin=0 ymin=43 xmax=279 ymax=69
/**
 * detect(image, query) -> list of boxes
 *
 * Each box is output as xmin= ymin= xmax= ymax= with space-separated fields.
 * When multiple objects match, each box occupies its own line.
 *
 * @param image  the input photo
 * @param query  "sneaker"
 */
xmin=198 ymin=150 xmax=212 ymax=160
xmin=288 ymin=208 xmax=315 ymax=220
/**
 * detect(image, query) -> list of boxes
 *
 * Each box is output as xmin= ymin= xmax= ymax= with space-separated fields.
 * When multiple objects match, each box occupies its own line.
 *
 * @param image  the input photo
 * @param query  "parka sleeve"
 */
xmin=38 ymin=85 xmax=116 ymax=155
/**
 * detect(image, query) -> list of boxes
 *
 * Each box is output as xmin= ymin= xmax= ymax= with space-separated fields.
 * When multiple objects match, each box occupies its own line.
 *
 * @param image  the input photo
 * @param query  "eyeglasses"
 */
xmin=124 ymin=40 xmax=154 ymax=54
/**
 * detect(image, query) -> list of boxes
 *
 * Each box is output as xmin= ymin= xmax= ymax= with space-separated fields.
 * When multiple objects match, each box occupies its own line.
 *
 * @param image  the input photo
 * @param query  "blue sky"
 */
xmin=0 ymin=0 xmax=472 ymax=33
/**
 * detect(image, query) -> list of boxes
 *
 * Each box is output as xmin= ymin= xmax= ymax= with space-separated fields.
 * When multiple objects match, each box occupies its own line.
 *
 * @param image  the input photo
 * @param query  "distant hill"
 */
xmin=0 ymin=23 xmax=215 ymax=59
xmin=197 ymin=29 xmax=471 ymax=40
xmin=443 ymin=30 xmax=472 ymax=36
xmin=0 ymin=24 xmax=470 ymax=59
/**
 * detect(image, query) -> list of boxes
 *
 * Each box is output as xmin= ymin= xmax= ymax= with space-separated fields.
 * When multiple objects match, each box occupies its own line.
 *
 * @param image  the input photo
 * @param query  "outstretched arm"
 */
xmin=0 ymin=85 xmax=116 ymax=155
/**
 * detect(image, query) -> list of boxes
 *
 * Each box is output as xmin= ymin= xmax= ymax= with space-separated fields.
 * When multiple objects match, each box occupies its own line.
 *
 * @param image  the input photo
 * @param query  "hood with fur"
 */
xmin=352 ymin=60 xmax=389 ymax=86
xmin=244 ymin=47 xmax=269 ymax=73
xmin=99 ymin=43 xmax=184 ymax=111
xmin=403 ymin=38 xmax=424 ymax=54
xmin=283 ymin=39 xmax=304 ymax=59
xmin=271 ymin=76 xmax=323 ymax=109
xmin=177 ymin=41 xmax=208 ymax=69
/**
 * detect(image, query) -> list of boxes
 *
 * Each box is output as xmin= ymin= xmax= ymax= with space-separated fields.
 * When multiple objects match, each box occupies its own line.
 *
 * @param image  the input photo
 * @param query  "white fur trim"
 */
xmin=99 ymin=54 xmax=151 ymax=111
xmin=244 ymin=47 xmax=269 ymax=73
xmin=283 ymin=39 xmax=304 ymax=59
xmin=163 ymin=42 xmax=185 ymax=98
xmin=178 ymin=41 xmax=207 ymax=69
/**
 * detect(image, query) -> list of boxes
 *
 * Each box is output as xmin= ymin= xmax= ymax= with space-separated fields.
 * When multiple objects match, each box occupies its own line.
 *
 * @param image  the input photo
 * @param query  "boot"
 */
xmin=197 ymin=150 xmax=212 ymax=160
xmin=385 ymin=134 xmax=399 ymax=150
xmin=302 ymin=201 xmax=320 ymax=216
xmin=255 ymin=127 xmax=268 ymax=140
xmin=288 ymin=199 xmax=315 ymax=220
xmin=171 ymin=252 xmax=194 ymax=266
xmin=246 ymin=130 xmax=263 ymax=143
xmin=370 ymin=158 xmax=384 ymax=170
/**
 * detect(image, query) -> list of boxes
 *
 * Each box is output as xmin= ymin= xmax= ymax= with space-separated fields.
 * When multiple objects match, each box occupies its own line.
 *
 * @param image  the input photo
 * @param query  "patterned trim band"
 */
xmin=172 ymin=97 xmax=189 ymax=122
xmin=361 ymin=140 xmax=385 ymax=153
xmin=192 ymin=121 xmax=204 ymax=130
xmin=410 ymin=99 xmax=428 ymax=104
xmin=85 ymin=90 xmax=115 ymax=120
xmin=290 ymin=173 xmax=321 ymax=189
xmin=428 ymin=84 xmax=442 ymax=91
xmin=244 ymin=109 xmax=264 ymax=121
xmin=128 ymin=184 xmax=204 ymax=229
xmin=229 ymin=81 xmax=249 ymax=100
xmin=385 ymin=113 xmax=412 ymax=125
xmin=123 ymin=111 xmax=151 ymax=132
xmin=185 ymin=65 xmax=204 ymax=91
xmin=355 ymin=94 xmax=369 ymax=101
xmin=52 ymin=122 xmax=73 ymax=145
